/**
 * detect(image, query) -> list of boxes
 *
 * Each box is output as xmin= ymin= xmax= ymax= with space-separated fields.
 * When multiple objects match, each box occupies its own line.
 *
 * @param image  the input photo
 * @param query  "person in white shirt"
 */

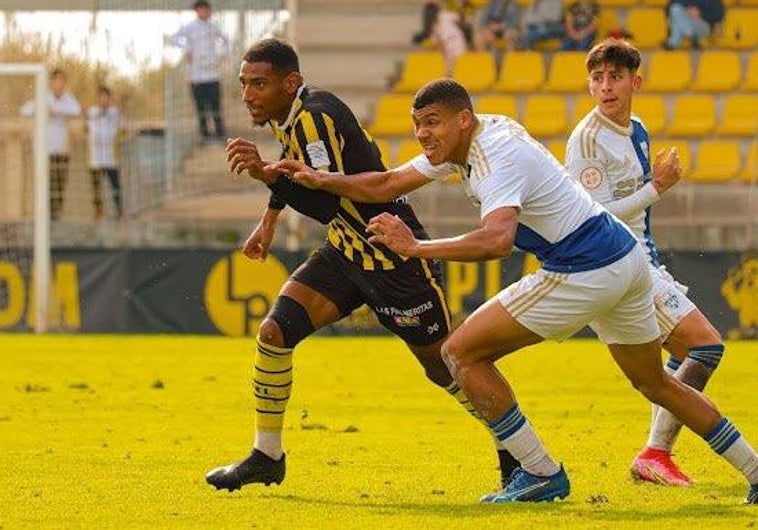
xmin=268 ymin=78 xmax=758 ymax=506
xmin=566 ymin=38 xmax=729 ymax=488
xmin=169 ymin=0 xmax=229 ymax=141
xmin=20 ymin=68 xmax=81 ymax=220
xmin=85 ymin=86 xmax=123 ymax=220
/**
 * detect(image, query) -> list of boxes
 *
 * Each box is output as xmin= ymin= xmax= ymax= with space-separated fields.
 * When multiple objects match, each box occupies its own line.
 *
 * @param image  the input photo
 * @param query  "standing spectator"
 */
xmin=521 ymin=0 xmax=566 ymax=50
xmin=20 ymin=68 xmax=81 ymax=221
xmin=416 ymin=2 xmax=469 ymax=74
xmin=561 ymin=0 xmax=600 ymax=51
xmin=169 ymin=0 xmax=229 ymax=142
xmin=664 ymin=0 xmax=724 ymax=50
xmin=86 ymin=86 xmax=123 ymax=221
xmin=474 ymin=0 xmax=522 ymax=52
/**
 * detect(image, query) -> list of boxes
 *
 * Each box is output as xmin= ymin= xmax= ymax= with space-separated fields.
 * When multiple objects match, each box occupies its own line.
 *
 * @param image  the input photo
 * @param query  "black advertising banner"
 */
xmin=0 ymin=249 xmax=755 ymax=339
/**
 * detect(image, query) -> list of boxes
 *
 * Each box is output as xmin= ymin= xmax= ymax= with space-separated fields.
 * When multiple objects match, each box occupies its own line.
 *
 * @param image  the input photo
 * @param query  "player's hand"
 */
xmin=267 ymin=160 xmax=326 ymax=190
xmin=241 ymin=219 xmax=275 ymax=261
xmin=652 ymin=147 xmax=682 ymax=195
xmin=366 ymin=212 xmax=419 ymax=257
xmin=226 ymin=138 xmax=278 ymax=185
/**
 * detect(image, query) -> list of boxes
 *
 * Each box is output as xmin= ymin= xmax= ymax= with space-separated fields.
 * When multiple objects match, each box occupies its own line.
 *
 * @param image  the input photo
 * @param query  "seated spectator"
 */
xmin=521 ymin=0 xmax=565 ymax=50
xmin=561 ymin=0 xmax=599 ymax=51
xmin=415 ymin=2 xmax=468 ymax=74
xmin=474 ymin=0 xmax=522 ymax=52
xmin=664 ymin=0 xmax=724 ymax=50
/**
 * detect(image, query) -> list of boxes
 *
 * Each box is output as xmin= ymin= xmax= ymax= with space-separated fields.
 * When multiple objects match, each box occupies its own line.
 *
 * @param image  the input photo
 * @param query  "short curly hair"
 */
xmin=586 ymin=38 xmax=641 ymax=72
xmin=242 ymin=38 xmax=300 ymax=75
xmin=413 ymin=78 xmax=473 ymax=113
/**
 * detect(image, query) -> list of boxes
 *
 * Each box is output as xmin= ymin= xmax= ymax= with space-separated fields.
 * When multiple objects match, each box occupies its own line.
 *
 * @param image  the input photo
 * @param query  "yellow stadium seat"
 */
xmin=740 ymin=143 xmax=757 ymax=183
xmin=690 ymin=51 xmax=741 ymax=92
xmin=713 ymin=9 xmax=758 ymax=50
xmin=741 ymin=52 xmax=758 ymax=91
xmin=600 ymin=0 xmax=637 ymax=6
xmin=632 ymin=94 xmax=666 ymax=136
xmin=651 ymin=140 xmax=691 ymax=175
xmin=626 ymin=9 xmax=668 ymax=49
xmin=596 ymin=10 xmax=620 ymax=39
xmin=544 ymin=52 xmax=589 ymax=93
xmin=453 ymin=52 xmax=497 ymax=93
xmin=368 ymin=94 xmax=415 ymax=137
xmin=716 ymin=95 xmax=758 ymax=136
xmin=665 ymin=95 xmax=716 ymax=137
xmin=690 ymin=140 xmax=741 ymax=182
xmin=545 ymin=139 xmax=566 ymax=164
xmin=493 ymin=51 xmax=545 ymax=93
xmin=373 ymin=138 xmax=391 ymax=168
xmin=570 ymin=95 xmax=595 ymax=127
xmin=395 ymin=139 xmax=422 ymax=166
xmin=394 ymin=52 xmax=446 ymax=93
xmin=522 ymin=95 xmax=568 ymax=138
xmin=476 ymin=95 xmax=518 ymax=119
xmin=644 ymin=51 xmax=692 ymax=92
xmin=640 ymin=0 xmax=667 ymax=6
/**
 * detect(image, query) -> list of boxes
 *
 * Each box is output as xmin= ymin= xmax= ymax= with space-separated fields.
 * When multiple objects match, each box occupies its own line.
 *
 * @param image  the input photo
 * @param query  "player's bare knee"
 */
xmin=257 ymin=317 xmax=284 ymax=347
xmin=440 ymin=340 xmax=466 ymax=377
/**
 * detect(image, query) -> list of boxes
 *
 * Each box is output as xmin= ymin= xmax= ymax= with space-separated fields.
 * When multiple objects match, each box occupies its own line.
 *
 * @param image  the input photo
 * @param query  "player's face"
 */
xmin=50 ymin=74 xmax=67 ymax=97
xmin=239 ymin=61 xmax=301 ymax=126
xmin=588 ymin=63 xmax=641 ymax=127
xmin=412 ymin=103 xmax=471 ymax=165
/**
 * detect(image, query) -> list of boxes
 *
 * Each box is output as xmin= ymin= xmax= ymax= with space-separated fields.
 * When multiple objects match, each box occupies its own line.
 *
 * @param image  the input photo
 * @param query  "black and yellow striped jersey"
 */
xmin=268 ymin=85 xmax=429 ymax=272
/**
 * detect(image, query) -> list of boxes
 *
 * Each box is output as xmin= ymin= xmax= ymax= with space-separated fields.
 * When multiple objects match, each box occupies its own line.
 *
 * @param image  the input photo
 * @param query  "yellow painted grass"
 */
xmin=0 ymin=335 xmax=756 ymax=529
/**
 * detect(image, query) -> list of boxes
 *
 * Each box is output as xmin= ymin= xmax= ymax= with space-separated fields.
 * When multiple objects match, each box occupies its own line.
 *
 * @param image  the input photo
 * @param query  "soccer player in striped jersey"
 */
xmin=205 ymin=38 xmax=520 ymax=492
xmin=566 ymin=38 xmax=730 ymax=487
xmin=272 ymin=78 xmax=758 ymax=504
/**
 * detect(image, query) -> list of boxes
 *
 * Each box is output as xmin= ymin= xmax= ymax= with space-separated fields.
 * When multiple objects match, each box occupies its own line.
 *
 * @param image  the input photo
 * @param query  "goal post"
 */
xmin=0 ymin=63 xmax=50 ymax=333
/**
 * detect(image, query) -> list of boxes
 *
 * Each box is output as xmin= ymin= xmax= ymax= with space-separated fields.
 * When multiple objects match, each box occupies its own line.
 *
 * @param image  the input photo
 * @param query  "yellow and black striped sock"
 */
xmin=254 ymin=337 xmax=293 ymax=433
xmin=444 ymin=380 xmax=482 ymax=421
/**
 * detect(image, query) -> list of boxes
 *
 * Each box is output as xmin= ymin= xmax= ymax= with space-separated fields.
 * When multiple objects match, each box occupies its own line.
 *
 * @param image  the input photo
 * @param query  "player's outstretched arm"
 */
xmin=269 ymin=159 xmax=430 ymax=203
xmin=366 ymin=206 xmax=518 ymax=262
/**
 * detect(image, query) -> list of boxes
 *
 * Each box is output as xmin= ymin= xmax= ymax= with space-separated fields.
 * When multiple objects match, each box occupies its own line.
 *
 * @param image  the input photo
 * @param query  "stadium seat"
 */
xmin=373 ymin=138 xmax=391 ymax=168
xmin=716 ymin=95 xmax=758 ymax=136
xmin=632 ymin=95 xmax=666 ymax=136
xmin=644 ymin=51 xmax=692 ymax=92
xmin=493 ymin=51 xmax=545 ymax=93
xmin=640 ymin=0 xmax=667 ymax=6
xmin=665 ymin=95 xmax=716 ymax=136
xmin=368 ymin=94 xmax=415 ymax=137
xmin=651 ymin=140 xmax=691 ymax=175
xmin=596 ymin=10 xmax=620 ymax=39
xmin=545 ymin=139 xmax=566 ymax=164
xmin=395 ymin=138 xmax=421 ymax=166
xmin=713 ymin=9 xmax=758 ymax=50
xmin=394 ymin=52 xmax=446 ymax=93
xmin=626 ymin=9 xmax=668 ymax=49
xmin=690 ymin=51 xmax=741 ymax=92
xmin=689 ymin=140 xmax=741 ymax=182
xmin=570 ymin=95 xmax=595 ymax=127
xmin=543 ymin=52 xmax=589 ymax=93
xmin=453 ymin=52 xmax=497 ymax=93
xmin=476 ymin=95 xmax=518 ymax=119
xmin=741 ymin=52 xmax=758 ymax=91
xmin=522 ymin=95 xmax=568 ymax=138
xmin=600 ymin=0 xmax=637 ymax=5
xmin=740 ymin=143 xmax=757 ymax=182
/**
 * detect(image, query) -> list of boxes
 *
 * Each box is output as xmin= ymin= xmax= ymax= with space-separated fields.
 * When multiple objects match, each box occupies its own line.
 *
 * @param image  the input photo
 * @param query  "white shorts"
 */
xmin=650 ymin=264 xmax=697 ymax=340
xmin=497 ymin=244 xmax=660 ymax=344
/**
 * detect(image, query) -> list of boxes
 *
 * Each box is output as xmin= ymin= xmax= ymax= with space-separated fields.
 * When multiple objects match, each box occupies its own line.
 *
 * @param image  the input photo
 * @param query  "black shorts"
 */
xmin=290 ymin=243 xmax=451 ymax=346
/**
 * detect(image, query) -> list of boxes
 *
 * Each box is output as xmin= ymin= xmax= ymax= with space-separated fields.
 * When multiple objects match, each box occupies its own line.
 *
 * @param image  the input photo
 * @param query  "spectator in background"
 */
xmin=664 ymin=0 xmax=724 ymax=50
xmin=521 ymin=0 xmax=566 ymax=50
xmin=414 ymin=2 xmax=469 ymax=74
xmin=561 ymin=0 xmax=599 ymax=51
xmin=474 ymin=0 xmax=522 ymax=52
xmin=169 ymin=0 xmax=229 ymax=142
xmin=85 ymin=86 xmax=123 ymax=221
xmin=20 ymin=68 xmax=81 ymax=221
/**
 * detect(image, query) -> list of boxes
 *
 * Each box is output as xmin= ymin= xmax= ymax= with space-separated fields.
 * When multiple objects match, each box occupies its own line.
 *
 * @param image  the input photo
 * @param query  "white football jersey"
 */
xmin=406 ymin=114 xmax=636 ymax=273
xmin=566 ymin=109 xmax=661 ymax=266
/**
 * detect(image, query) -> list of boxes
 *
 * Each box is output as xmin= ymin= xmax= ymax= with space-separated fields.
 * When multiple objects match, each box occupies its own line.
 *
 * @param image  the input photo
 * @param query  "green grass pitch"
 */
xmin=1 ymin=335 xmax=756 ymax=529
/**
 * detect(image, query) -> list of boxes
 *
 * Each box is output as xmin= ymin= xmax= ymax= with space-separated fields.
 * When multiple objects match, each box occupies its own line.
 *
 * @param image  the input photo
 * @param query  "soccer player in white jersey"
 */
xmin=566 ymin=38 xmax=729 ymax=488
xmin=269 ymin=78 xmax=758 ymax=505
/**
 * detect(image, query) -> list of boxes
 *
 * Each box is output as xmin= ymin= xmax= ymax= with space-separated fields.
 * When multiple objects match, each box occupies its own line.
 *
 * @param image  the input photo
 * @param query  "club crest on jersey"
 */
xmin=306 ymin=140 xmax=331 ymax=170
xmin=580 ymin=166 xmax=604 ymax=190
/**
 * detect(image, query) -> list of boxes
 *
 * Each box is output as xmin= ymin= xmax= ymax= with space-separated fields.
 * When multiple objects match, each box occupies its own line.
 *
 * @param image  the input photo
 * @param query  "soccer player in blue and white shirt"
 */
xmin=566 ymin=38 xmax=731 ymax=488
xmin=271 ymin=78 xmax=758 ymax=505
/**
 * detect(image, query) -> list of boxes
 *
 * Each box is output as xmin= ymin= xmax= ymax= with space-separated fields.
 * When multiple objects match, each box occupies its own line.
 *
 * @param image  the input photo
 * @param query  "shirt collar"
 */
xmin=272 ymin=84 xmax=306 ymax=131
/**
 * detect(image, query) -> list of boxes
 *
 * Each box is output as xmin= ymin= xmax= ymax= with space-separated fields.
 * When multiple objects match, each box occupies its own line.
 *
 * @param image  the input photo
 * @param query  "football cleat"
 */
xmin=480 ymin=465 xmax=570 ymax=503
xmin=630 ymin=447 xmax=693 ymax=487
xmin=205 ymin=449 xmax=286 ymax=491
xmin=745 ymin=483 xmax=758 ymax=504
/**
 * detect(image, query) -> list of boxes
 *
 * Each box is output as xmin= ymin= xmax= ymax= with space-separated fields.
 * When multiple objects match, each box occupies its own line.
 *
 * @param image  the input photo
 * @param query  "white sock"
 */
xmin=489 ymin=405 xmax=560 ymax=478
xmin=254 ymin=431 xmax=283 ymax=460
xmin=647 ymin=355 xmax=681 ymax=449
xmin=704 ymin=418 xmax=758 ymax=484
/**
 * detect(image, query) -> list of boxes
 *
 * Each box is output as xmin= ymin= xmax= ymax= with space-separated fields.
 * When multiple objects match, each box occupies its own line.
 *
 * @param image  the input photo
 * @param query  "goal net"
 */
xmin=0 ymin=63 xmax=50 ymax=333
